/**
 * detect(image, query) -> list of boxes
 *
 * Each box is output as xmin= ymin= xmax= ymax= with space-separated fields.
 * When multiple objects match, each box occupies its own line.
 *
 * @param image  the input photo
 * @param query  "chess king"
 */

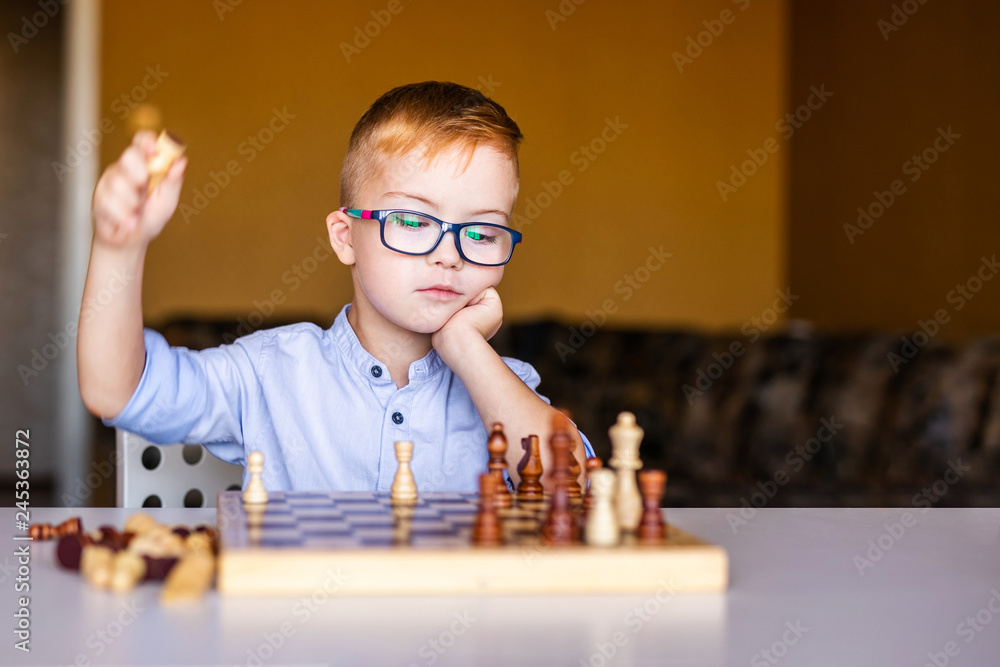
xmin=79 ymin=81 xmax=593 ymax=493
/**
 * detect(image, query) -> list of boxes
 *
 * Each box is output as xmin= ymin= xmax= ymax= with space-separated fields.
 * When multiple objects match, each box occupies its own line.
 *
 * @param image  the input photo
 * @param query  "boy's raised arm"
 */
xmin=432 ymin=287 xmax=588 ymax=488
xmin=78 ymin=131 xmax=187 ymax=418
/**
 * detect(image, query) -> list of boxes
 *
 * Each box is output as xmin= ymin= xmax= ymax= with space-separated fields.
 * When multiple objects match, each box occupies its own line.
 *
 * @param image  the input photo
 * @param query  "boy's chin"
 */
xmin=400 ymin=304 xmax=463 ymax=335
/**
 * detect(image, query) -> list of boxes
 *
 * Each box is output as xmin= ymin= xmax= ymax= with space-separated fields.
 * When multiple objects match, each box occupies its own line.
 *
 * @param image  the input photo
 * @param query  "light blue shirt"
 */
xmin=106 ymin=305 xmax=594 ymax=492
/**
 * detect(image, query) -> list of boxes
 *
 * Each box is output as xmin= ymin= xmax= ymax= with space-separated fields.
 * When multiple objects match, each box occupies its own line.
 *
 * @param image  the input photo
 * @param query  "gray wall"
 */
xmin=1 ymin=0 xmax=66 ymax=483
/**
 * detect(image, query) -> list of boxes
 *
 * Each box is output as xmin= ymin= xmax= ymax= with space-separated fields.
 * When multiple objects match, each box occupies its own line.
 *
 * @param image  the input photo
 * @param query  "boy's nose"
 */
xmin=428 ymin=231 xmax=463 ymax=268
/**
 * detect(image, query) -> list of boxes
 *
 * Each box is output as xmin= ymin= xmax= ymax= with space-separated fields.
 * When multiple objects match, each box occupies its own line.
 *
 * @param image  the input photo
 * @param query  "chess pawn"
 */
xmin=516 ymin=435 xmax=544 ymax=501
xmin=472 ymin=473 xmax=502 ymax=546
xmin=637 ymin=470 xmax=668 ymax=543
xmin=391 ymin=440 xmax=418 ymax=506
xmin=584 ymin=457 xmax=604 ymax=511
xmin=243 ymin=451 xmax=268 ymax=505
xmin=556 ymin=409 xmax=583 ymax=499
xmin=609 ymin=411 xmax=643 ymax=531
xmin=487 ymin=423 xmax=512 ymax=509
xmin=585 ymin=469 xmax=620 ymax=546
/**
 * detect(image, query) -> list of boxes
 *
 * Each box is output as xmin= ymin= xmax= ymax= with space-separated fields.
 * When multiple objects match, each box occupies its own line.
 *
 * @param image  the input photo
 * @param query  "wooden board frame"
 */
xmin=216 ymin=491 xmax=728 ymax=596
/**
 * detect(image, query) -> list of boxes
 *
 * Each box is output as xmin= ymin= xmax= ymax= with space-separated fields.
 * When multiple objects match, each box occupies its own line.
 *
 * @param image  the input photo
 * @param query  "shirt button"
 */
xmin=370 ymin=365 xmax=382 ymax=378
xmin=392 ymin=412 xmax=404 ymax=425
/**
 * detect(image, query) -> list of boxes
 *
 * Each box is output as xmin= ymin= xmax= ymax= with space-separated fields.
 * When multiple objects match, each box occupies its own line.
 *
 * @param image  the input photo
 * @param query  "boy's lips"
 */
xmin=416 ymin=285 xmax=463 ymax=301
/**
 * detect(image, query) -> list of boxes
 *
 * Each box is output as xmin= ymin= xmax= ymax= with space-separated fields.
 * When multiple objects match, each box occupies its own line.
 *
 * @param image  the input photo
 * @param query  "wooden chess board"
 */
xmin=216 ymin=491 xmax=728 ymax=595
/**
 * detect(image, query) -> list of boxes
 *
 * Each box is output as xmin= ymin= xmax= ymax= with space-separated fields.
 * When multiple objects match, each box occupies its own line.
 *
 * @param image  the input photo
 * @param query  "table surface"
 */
xmin=1 ymin=507 xmax=998 ymax=666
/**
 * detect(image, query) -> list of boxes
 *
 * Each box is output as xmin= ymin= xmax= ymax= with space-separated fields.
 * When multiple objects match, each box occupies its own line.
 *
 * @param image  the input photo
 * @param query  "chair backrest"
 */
xmin=116 ymin=430 xmax=244 ymax=508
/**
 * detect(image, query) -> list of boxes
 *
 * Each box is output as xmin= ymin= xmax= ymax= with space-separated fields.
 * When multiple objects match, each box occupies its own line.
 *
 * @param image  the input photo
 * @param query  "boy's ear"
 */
xmin=326 ymin=209 xmax=355 ymax=266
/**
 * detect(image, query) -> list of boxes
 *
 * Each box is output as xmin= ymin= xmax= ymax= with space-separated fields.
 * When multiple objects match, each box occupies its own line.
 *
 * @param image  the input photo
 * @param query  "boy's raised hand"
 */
xmin=92 ymin=131 xmax=187 ymax=249
xmin=432 ymin=287 xmax=503 ymax=352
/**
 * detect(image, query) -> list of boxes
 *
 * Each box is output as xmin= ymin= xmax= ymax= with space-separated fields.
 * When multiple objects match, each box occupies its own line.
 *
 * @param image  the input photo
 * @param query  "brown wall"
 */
xmin=100 ymin=0 xmax=788 ymax=331
xmin=788 ymin=0 xmax=1000 ymax=338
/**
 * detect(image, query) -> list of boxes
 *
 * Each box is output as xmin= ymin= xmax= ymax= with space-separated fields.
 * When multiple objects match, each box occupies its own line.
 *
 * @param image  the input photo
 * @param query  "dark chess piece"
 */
xmin=637 ymin=469 xmax=668 ymax=543
xmin=472 ymin=473 xmax=503 ymax=546
xmin=487 ymin=423 xmax=512 ymax=509
xmin=516 ymin=435 xmax=544 ymax=501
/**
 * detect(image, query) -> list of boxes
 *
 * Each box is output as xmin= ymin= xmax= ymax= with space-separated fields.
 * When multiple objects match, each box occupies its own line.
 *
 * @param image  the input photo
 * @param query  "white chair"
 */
xmin=116 ymin=430 xmax=244 ymax=508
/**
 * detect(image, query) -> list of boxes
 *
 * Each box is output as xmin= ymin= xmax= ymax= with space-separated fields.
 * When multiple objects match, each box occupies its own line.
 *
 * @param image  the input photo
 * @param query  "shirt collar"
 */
xmin=329 ymin=304 xmax=445 ymax=384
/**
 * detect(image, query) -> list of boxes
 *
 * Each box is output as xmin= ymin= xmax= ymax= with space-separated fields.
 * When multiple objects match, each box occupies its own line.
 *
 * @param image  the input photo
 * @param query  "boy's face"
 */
xmin=329 ymin=143 xmax=519 ymax=336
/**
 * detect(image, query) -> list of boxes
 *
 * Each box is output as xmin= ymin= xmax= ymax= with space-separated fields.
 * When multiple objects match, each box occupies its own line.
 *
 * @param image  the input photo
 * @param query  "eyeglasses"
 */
xmin=340 ymin=208 xmax=522 ymax=267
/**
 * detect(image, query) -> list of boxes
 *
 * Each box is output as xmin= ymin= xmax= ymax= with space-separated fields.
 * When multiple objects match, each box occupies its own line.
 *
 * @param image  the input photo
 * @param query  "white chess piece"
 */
xmin=243 ymin=450 xmax=268 ymax=505
xmin=585 ymin=469 xmax=620 ymax=546
xmin=391 ymin=441 xmax=418 ymax=505
xmin=609 ymin=411 xmax=643 ymax=531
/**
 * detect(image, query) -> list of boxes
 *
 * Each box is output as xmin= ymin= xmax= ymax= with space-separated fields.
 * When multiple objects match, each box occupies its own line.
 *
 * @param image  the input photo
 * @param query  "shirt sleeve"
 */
xmin=102 ymin=328 xmax=266 ymax=464
xmin=500 ymin=356 xmax=597 ymax=459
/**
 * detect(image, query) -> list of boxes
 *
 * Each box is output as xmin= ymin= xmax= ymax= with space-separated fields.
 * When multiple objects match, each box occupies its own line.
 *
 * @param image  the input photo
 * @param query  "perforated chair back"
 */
xmin=116 ymin=430 xmax=244 ymax=508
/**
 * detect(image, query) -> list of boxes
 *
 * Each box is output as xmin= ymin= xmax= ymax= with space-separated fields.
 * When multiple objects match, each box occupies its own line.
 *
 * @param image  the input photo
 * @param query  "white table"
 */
xmin=1 ymin=507 xmax=998 ymax=666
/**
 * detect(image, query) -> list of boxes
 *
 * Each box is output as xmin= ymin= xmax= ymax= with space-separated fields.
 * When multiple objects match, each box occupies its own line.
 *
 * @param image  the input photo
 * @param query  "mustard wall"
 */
xmin=787 ymin=0 xmax=1000 ymax=338
xmin=100 ymin=0 xmax=787 ymax=331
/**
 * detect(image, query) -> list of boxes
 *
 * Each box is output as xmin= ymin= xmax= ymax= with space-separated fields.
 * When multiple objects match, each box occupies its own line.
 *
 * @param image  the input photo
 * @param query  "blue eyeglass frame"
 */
xmin=339 ymin=208 xmax=523 ymax=267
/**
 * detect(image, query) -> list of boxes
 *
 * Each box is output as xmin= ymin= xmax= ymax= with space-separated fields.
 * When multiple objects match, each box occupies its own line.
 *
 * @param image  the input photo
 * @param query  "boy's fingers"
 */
xmin=119 ymin=147 xmax=151 ymax=187
xmin=107 ymin=172 xmax=142 ymax=210
xmin=131 ymin=130 xmax=156 ymax=151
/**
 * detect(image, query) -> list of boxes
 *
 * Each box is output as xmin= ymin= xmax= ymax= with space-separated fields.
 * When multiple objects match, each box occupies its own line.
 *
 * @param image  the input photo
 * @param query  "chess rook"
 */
xmin=487 ymin=423 xmax=512 ymax=509
xmin=609 ymin=411 xmax=644 ymax=531
xmin=390 ymin=440 xmax=418 ymax=506
xmin=516 ymin=435 xmax=544 ymax=501
xmin=637 ymin=469 xmax=668 ymax=543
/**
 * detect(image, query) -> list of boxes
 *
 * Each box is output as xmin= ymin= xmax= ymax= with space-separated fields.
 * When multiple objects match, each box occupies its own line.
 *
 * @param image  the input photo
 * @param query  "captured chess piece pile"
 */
xmin=32 ymin=515 xmax=218 ymax=603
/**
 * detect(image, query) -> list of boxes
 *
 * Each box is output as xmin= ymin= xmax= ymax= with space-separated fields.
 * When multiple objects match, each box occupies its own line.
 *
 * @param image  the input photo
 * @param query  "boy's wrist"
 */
xmin=432 ymin=325 xmax=492 ymax=368
xmin=91 ymin=237 xmax=149 ymax=263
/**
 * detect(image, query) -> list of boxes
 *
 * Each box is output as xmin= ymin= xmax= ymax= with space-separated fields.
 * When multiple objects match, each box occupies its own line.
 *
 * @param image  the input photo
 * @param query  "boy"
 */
xmin=78 ymin=81 xmax=591 ymax=493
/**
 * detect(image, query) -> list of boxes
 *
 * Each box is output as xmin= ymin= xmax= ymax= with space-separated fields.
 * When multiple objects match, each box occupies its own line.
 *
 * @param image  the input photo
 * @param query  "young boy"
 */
xmin=78 ymin=81 xmax=591 ymax=493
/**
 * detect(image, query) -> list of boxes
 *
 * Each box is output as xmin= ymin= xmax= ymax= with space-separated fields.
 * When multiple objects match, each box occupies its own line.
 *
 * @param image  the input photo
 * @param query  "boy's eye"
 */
xmin=388 ymin=213 xmax=425 ymax=229
xmin=464 ymin=226 xmax=498 ymax=244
